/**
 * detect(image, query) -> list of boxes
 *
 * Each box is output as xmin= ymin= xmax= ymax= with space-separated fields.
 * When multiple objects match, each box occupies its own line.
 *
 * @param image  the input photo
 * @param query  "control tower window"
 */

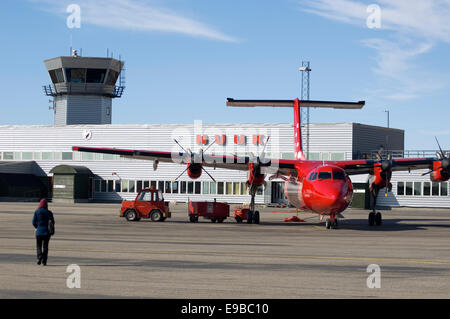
xmin=65 ymin=68 xmax=86 ymax=83
xmin=106 ymin=70 xmax=119 ymax=85
xmin=86 ymin=69 xmax=107 ymax=83
xmin=49 ymin=68 xmax=65 ymax=83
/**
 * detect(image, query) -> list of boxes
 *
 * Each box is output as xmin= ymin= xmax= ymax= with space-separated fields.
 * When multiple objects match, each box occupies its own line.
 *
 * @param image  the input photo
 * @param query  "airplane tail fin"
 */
xmin=293 ymin=98 xmax=306 ymax=160
xmin=226 ymin=98 xmax=365 ymax=161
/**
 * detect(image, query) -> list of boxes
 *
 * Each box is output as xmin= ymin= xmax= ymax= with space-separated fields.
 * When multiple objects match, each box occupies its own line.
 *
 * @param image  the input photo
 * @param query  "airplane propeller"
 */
xmin=173 ymin=138 xmax=217 ymax=182
xmin=420 ymin=137 xmax=450 ymax=176
xmin=371 ymin=147 xmax=393 ymax=197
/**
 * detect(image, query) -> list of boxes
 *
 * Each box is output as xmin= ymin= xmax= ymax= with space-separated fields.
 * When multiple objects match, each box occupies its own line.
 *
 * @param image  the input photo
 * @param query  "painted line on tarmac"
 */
xmin=1 ymin=245 xmax=450 ymax=266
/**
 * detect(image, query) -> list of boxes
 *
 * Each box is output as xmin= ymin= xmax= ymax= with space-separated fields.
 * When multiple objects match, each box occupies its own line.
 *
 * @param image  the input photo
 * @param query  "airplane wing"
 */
xmin=326 ymin=158 xmax=435 ymax=175
xmin=72 ymin=146 xmax=297 ymax=173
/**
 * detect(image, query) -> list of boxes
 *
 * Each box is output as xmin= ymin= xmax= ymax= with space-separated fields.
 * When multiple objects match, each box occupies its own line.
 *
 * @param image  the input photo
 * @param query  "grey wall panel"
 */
xmin=352 ymin=123 xmax=404 ymax=159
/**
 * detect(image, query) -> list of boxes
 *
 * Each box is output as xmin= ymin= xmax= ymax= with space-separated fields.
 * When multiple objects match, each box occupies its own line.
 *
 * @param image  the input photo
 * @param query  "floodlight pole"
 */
xmin=300 ymin=62 xmax=311 ymax=159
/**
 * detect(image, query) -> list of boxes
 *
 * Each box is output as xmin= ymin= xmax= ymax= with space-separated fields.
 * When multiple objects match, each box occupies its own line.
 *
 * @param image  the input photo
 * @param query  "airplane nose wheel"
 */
xmin=325 ymin=216 xmax=338 ymax=229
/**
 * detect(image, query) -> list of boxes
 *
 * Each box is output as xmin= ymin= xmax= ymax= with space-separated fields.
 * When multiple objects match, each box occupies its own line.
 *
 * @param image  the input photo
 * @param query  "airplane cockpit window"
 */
xmin=310 ymin=172 xmax=318 ymax=181
xmin=318 ymin=172 xmax=332 ymax=180
xmin=333 ymin=171 xmax=346 ymax=180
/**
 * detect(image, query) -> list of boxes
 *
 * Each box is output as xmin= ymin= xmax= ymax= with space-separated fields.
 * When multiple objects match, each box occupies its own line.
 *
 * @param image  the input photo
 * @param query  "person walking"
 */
xmin=32 ymin=199 xmax=55 ymax=266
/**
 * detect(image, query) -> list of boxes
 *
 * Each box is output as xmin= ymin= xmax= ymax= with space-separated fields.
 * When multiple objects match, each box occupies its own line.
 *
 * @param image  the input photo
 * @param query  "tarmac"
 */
xmin=0 ymin=202 xmax=449 ymax=299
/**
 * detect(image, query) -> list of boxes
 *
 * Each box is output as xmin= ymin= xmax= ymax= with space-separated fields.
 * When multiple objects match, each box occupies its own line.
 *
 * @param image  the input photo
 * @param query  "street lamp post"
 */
xmin=385 ymin=110 xmax=390 ymax=128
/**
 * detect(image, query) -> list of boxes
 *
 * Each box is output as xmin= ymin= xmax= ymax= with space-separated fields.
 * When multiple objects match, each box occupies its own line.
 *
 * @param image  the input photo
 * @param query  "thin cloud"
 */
xmin=32 ymin=0 xmax=237 ymax=42
xmin=299 ymin=0 xmax=450 ymax=100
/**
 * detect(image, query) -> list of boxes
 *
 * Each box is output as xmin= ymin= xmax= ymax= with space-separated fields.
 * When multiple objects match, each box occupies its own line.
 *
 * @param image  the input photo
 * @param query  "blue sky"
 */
xmin=0 ymin=0 xmax=449 ymax=149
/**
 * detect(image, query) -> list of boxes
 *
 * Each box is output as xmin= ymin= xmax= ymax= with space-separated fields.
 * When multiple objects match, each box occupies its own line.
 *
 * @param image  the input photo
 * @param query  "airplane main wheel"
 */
xmin=375 ymin=212 xmax=382 ymax=226
xmin=368 ymin=212 xmax=375 ymax=226
xmin=253 ymin=211 xmax=260 ymax=224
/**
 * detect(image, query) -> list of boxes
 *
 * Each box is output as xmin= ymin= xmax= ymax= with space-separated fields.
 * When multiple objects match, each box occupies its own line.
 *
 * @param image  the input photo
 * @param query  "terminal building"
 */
xmin=0 ymin=54 xmax=449 ymax=208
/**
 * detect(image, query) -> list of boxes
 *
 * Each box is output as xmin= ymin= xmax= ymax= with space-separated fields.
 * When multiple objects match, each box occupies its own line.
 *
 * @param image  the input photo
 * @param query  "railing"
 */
xmin=42 ymin=83 xmax=125 ymax=98
xmin=356 ymin=150 xmax=447 ymax=160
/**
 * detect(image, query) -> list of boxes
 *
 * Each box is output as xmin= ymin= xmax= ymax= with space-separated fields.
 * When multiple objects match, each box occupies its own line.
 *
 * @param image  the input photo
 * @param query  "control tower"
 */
xmin=43 ymin=53 xmax=125 ymax=125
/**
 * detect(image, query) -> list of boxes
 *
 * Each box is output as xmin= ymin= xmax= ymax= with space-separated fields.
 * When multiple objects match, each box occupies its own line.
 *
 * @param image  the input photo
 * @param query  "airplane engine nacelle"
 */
xmin=247 ymin=163 xmax=265 ymax=186
xmin=430 ymin=160 xmax=450 ymax=182
xmin=284 ymin=180 xmax=305 ymax=209
xmin=369 ymin=165 xmax=392 ymax=192
xmin=187 ymin=163 xmax=202 ymax=179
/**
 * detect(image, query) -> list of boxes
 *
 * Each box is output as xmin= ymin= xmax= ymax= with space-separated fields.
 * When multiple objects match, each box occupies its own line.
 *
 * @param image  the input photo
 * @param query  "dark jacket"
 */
xmin=32 ymin=208 xmax=55 ymax=236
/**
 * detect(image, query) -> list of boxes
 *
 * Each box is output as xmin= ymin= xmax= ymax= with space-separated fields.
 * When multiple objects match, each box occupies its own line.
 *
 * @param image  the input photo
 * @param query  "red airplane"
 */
xmin=73 ymin=98 xmax=450 ymax=229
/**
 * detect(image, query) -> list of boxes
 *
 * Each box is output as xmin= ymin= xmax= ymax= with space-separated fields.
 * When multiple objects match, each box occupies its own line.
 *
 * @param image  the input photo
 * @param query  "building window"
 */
xmin=240 ymin=182 xmax=247 ymax=195
xmin=172 ymin=181 xmax=179 ymax=194
xmin=165 ymin=181 xmax=172 ymax=193
xmin=49 ymin=68 xmax=65 ymax=83
xmin=54 ymin=152 xmax=62 ymax=160
xmin=202 ymin=182 xmax=210 ymax=195
xmin=330 ymin=152 xmax=345 ymax=161
xmin=405 ymin=182 xmax=413 ymax=196
xmin=22 ymin=152 xmax=33 ymax=160
xmin=187 ymin=181 xmax=194 ymax=194
xmin=424 ymin=182 xmax=431 ymax=196
xmin=3 ymin=152 xmax=13 ymax=160
xmin=432 ymin=182 xmax=440 ymax=196
xmin=108 ymin=180 xmax=114 ymax=192
xmin=414 ymin=182 xmax=422 ymax=196
xmin=397 ymin=182 xmax=405 ymax=195
xmin=194 ymin=182 xmax=201 ymax=194
xmin=217 ymin=182 xmax=224 ymax=195
xmin=143 ymin=181 xmax=149 ymax=189
xmin=82 ymin=152 xmax=93 ymax=161
xmin=158 ymin=181 xmax=164 ymax=192
xmin=62 ymin=152 xmax=73 ymax=160
xmin=103 ymin=154 xmax=114 ymax=160
xmin=226 ymin=182 xmax=233 ymax=195
xmin=210 ymin=182 xmax=216 ymax=195
xmin=121 ymin=180 xmax=129 ymax=192
xmin=14 ymin=152 xmax=21 ymax=160
xmin=65 ymin=68 xmax=86 ymax=83
xmin=129 ymin=181 xmax=135 ymax=193
xmin=137 ymin=181 xmax=143 ymax=193
xmin=86 ymin=68 xmax=107 ymax=83
xmin=233 ymin=182 xmax=240 ymax=195
xmin=151 ymin=181 xmax=157 ymax=189
xmin=106 ymin=70 xmax=119 ymax=85
xmin=115 ymin=180 xmax=121 ymax=192
xmin=441 ymin=182 xmax=448 ymax=196
xmin=181 ymin=181 xmax=187 ymax=194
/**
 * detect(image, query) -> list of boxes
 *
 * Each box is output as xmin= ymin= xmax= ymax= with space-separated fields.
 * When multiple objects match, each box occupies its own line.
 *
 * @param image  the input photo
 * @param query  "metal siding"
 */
xmin=1 ymin=123 xmax=445 ymax=207
xmin=352 ymin=123 xmax=404 ymax=159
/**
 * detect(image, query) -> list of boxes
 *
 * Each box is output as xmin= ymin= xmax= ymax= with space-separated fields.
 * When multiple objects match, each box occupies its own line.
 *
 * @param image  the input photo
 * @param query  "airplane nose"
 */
xmin=306 ymin=181 xmax=352 ymax=214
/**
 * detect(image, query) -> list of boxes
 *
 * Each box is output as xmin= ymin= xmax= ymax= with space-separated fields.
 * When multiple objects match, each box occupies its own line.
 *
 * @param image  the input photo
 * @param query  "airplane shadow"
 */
xmin=258 ymin=218 xmax=450 ymax=232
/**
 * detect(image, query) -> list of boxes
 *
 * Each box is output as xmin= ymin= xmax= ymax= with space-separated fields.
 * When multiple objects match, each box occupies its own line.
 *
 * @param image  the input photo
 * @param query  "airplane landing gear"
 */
xmin=325 ymin=214 xmax=338 ymax=229
xmin=247 ymin=185 xmax=260 ymax=224
xmin=368 ymin=189 xmax=383 ymax=227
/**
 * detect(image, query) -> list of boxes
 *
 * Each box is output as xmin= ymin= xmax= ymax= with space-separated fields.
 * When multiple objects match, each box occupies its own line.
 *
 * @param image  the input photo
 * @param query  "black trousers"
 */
xmin=36 ymin=235 xmax=51 ymax=263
